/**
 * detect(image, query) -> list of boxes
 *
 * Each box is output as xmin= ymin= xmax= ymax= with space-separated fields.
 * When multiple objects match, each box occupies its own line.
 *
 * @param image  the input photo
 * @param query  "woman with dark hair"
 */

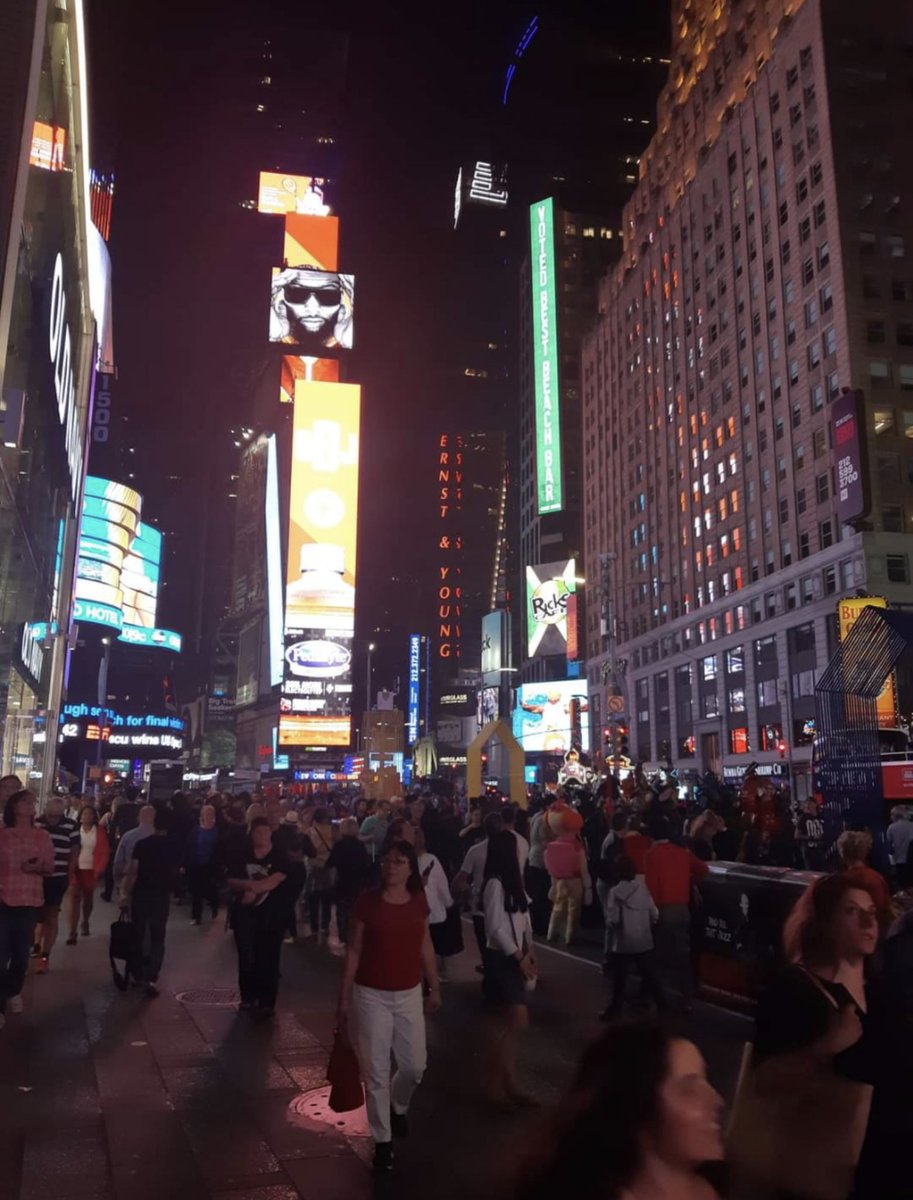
xmin=515 ymin=1021 xmax=723 ymax=1200
xmin=303 ymin=807 xmax=336 ymax=938
xmin=66 ymin=804 xmax=109 ymax=944
xmin=0 ymin=790 xmax=54 ymax=1024
xmin=739 ymin=871 xmax=912 ymax=1199
xmin=225 ymin=817 xmax=288 ymax=1017
xmin=481 ymin=829 xmax=536 ymax=1108
xmin=337 ymin=840 xmax=439 ymax=1173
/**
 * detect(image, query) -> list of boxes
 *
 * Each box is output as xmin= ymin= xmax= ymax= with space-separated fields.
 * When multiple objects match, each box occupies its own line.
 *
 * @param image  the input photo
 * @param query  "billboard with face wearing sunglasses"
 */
xmin=269 ymin=267 xmax=354 ymax=351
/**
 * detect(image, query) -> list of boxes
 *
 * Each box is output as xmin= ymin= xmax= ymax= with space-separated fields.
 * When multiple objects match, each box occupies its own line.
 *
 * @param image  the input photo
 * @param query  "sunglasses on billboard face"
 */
xmin=284 ymin=284 xmax=341 ymax=306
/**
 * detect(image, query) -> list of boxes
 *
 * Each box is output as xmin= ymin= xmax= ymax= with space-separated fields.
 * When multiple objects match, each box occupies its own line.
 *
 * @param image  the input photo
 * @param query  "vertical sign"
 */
xmin=436 ymin=433 xmax=463 ymax=663
xmin=530 ymin=197 xmax=563 ymax=515
xmin=407 ymin=634 xmax=421 ymax=745
xmin=831 ymin=389 xmax=871 ymax=527
xmin=837 ymin=596 xmax=897 ymax=729
xmin=278 ymin=381 xmax=361 ymax=747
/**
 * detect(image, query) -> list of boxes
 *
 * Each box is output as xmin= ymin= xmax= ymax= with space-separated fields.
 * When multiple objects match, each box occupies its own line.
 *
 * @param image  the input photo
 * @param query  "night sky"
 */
xmin=86 ymin=0 xmax=670 ymax=699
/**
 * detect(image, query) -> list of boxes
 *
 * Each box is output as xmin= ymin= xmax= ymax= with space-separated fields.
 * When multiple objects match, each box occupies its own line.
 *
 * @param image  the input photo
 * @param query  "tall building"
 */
xmin=583 ymin=0 xmax=913 ymax=798
xmin=518 ymin=200 xmax=618 ymax=685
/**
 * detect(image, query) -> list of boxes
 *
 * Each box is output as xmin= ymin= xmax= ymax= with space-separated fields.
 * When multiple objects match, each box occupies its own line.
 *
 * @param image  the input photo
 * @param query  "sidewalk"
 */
xmin=0 ymin=899 xmax=748 ymax=1200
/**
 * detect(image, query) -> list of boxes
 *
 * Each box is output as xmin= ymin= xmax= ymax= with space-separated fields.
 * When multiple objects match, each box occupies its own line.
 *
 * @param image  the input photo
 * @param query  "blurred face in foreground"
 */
xmin=831 ymin=886 xmax=879 ymax=960
xmin=647 ymin=1039 xmax=723 ymax=1169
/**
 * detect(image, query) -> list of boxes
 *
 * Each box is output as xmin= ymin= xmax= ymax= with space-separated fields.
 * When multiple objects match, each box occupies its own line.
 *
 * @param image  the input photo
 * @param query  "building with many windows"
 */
xmin=583 ymin=0 xmax=913 ymax=797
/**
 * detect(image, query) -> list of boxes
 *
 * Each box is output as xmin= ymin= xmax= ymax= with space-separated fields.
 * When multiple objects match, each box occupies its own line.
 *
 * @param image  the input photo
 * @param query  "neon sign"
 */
xmin=529 ymin=198 xmax=563 ymax=514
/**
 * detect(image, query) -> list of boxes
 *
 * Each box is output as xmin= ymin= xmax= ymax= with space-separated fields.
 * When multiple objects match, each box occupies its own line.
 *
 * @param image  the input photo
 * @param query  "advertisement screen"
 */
xmin=837 ymin=596 xmax=897 ymax=729
xmin=121 ymin=523 xmax=163 ymax=629
xmin=279 ymin=355 xmax=340 ymax=404
xmin=284 ymin=214 xmax=339 ymax=271
xmin=269 ymin=268 xmax=354 ymax=351
xmin=407 ymin=634 xmax=421 ymax=746
xmin=831 ymin=389 xmax=871 ymax=526
xmin=257 ymin=172 xmax=330 ymax=216
xmin=513 ymin=681 xmax=590 ymax=754
xmin=526 ymin=559 xmax=576 ymax=658
xmin=279 ymin=380 xmax=360 ymax=748
xmin=30 ymin=121 xmax=66 ymax=171
xmin=529 ymin=197 xmax=563 ymax=515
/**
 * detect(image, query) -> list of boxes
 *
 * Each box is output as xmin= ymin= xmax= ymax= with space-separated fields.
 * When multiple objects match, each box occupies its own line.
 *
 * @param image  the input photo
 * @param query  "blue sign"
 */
xmin=118 ymin=625 xmax=182 ymax=652
xmin=407 ymin=633 xmax=421 ymax=746
xmin=73 ymin=597 xmax=122 ymax=631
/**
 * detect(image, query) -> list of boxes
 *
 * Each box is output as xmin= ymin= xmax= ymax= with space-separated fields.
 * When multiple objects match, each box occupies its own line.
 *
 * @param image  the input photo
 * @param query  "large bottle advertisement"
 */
xmin=278 ymin=381 xmax=360 ymax=747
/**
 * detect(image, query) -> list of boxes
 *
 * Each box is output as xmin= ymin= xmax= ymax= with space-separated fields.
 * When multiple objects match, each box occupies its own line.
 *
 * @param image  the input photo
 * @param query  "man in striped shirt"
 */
xmin=34 ymin=797 xmax=79 ymax=972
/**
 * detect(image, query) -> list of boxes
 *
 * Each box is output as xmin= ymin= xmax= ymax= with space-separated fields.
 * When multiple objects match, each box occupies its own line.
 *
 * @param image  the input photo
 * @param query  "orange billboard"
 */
xmin=257 ymin=172 xmax=330 ymax=216
xmin=279 ymin=380 xmax=361 ymax=748
xmin=280 ymin=356 xmax=339 ymax=404
xmin=30 ymin=121 xmax=66 ymax=171
xmin=284 ymin=214 xmax=338 ymax=271
xmin=837 ymin=596 xmax=897 ymax=729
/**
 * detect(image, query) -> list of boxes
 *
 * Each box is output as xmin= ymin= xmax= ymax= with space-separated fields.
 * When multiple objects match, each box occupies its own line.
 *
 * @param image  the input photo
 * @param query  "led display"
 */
xmin=269 ymin=267 xmax=354 ymax=351
xmin=29 ymin=121 xmax=66 ymax=171
xmin=407 ymin=634 xmax=421 ymax=746
xmin=837 ymin=596 xmax=897 ymax=729
xmin=284 ymin=214 xmax=339 ymax=271
xmin=257 ymin=172 xmax=330 ymax=216
xmin=512 ymin=681 xmax=590 ymax=755
xmin=278 ymin=380 xmax=360 ymax=747
xmin=526 ymin=559 xmax=576 ymax=658
xmin=529 ymin=197 xmax=563 ymax=514
xmin=279 ymin=355 xmax=340 ymax=404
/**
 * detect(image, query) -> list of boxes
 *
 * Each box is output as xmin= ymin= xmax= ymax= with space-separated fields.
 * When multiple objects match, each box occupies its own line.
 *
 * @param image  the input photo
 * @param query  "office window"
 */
xmin=816 ymin=472 xmax=830 ymax=503
xmin=702 ymin=655 xmax=718 ymax=681
xmin=820 ymin=519 xmax=834 ymax=548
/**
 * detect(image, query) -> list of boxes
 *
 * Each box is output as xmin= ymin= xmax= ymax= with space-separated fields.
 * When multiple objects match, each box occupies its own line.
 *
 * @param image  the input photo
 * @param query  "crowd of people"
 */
xmin=0 ymin=770 xmax=911 ymax=1195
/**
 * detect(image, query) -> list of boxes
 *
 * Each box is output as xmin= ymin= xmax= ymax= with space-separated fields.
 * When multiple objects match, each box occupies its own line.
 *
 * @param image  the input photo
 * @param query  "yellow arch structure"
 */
xmin=466 ymin=719 xmax=527 ymax=809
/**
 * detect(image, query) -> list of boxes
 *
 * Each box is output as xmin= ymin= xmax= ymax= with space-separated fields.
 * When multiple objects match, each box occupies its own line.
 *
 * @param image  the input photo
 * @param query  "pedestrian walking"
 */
xmin=66 ymin=805 xmax=109 ymax=944
xmin=886 ymin=806 xmax=913 ymax=888
xmin=0 ymin=790 xmax=54 ymax=1024
xmin=453 ymin=812 xmax=503 ymax=971
xmin=643 ymin=816 xmax=708 ymax=1011
xmin=113 ymin=804 xmax=155 ymax=899
xmin=337 ymin=839 xmax=440 ymax=1173
xmin=226 ymin=817 xmax=289 ymax=1017
xmin=304 ymin=807 xmax=336 ymax=938
xmin=515 ymin=1022 xmax=724 ymax=1200
xmin=414 ymin=826 xmax=458 ymax=982
xmin=526 ymin=804 xmax=554 ymax=935
xmin=326 ymin=817 xmax=371 ymax=943
xmin=122 ymin=808 xmax=178 ymax=997
xmin=601 ymin=856 xmax=666 ymax=1020
xmin=358 ymin=799 xmax=391 ymax=861
xmin=543 ymin=807 xmax=592 ymax=945
xmin=33 ymin=796 xmax=79 ymax=972
xmin=185 ymin=803 xmax=221 ymax=924
xmin=481 ymin=829 xmax=537 ymax=1108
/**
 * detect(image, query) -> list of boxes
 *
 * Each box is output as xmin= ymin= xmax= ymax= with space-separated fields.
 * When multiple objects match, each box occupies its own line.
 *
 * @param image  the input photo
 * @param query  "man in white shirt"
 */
xmin=501 ymin=806 xmax=530 ymax=873
xmin=453 ymin=812 xmax=503 ymax=971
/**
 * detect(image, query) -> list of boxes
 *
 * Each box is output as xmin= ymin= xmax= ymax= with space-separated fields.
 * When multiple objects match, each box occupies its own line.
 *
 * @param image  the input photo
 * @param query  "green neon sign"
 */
xmin=529 ymin=197 xmax=563 ymax=515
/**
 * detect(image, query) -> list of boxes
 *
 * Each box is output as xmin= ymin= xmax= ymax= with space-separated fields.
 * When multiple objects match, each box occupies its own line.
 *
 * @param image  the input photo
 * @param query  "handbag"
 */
xmin=510 ymin=912 xmax=538 ymax=993
xmin=109 ymin=910 xmax=136 ymax=992
xmin=326 ymin=1021 xmax=364 ymax=1113
xmin=726 ymin=970 xmax=873 ymax=1200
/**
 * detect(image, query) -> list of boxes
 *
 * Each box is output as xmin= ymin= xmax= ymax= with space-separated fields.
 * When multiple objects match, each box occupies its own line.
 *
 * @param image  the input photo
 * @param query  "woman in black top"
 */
xmin=226 ymin=818 xmax=288 ymax=1017
xmin=753 ymin=871 xmax=912 ymax=1200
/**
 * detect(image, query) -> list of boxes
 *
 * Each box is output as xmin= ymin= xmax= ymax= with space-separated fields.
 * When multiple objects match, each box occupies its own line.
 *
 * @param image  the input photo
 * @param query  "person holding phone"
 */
xmin=0 ymin=790 xmax=54 ymax=1024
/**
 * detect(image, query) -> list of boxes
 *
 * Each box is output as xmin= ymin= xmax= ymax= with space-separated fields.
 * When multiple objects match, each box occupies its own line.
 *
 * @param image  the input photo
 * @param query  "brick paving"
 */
xmin=0 ymin=899 xmax=748 ymax=1200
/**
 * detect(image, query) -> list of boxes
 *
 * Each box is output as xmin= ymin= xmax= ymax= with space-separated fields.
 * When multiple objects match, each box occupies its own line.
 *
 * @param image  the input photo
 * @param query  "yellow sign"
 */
xmin=837 ymin=596 xmax=897 ymax=729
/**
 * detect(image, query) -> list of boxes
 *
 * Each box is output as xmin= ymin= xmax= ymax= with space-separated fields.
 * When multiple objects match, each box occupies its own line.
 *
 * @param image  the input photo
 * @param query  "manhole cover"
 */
xmin=288 ymin=1086 xmax=371 ymax=1138
xmin=175 ymin=988 xmax=241 ymax=1007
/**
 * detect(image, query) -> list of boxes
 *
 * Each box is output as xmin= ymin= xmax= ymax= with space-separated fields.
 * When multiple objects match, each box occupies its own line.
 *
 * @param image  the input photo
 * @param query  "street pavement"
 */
xmin=0 ymin=899 xmax=750 ymax=1200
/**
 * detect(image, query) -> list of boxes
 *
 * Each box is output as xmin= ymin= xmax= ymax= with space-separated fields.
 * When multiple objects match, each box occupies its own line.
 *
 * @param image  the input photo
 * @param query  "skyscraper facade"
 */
xmin=583 ymin=0 xmax=913 ymax=797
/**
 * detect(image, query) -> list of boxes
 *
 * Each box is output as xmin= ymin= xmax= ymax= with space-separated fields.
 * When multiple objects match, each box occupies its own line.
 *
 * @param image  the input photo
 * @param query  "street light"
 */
xmin=366 ymin=642 xmax=376 ymax=713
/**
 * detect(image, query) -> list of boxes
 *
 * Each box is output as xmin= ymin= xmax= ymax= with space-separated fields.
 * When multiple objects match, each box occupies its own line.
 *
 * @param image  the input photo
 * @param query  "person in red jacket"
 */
xmin=644 ymin=816 xmax=708 ymax=1012
xmin=66 ymin=805 xmax=110 ymax=944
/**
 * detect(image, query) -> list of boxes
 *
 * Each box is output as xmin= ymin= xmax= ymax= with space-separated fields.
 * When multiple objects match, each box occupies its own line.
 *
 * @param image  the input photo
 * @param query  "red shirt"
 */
xmin=0 ymin=826 xmax=55 ymax=908
xmin=353 ymin=888 xmax=430 ymax=991
xmin=644 ymin=840 xmax=709 ymax=907
xmin=621 ymin=832 xmax=653 ymax=875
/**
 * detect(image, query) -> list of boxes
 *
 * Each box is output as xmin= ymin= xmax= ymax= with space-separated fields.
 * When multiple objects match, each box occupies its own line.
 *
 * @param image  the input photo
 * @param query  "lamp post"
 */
xmin=95 ymin=637 xmax=111 ymax=797
xmin=366 ymin=642 xmax=376 ymax=715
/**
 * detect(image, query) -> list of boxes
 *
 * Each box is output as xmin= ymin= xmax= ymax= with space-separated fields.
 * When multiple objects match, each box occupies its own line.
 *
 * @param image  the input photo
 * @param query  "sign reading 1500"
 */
xmin=529 ymin=198 xmax=563 ymax=515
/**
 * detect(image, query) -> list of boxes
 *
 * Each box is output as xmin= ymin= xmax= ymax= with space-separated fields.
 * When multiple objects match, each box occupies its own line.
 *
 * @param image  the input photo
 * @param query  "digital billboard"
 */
xmin=407 ymin=634 xmax=421 ymax=745
xmin=529 ymin=197 xmax=563 ymax=514
xmin=284 ymin=214 xmax=339 ymax=271
xmin=121 ymin=522 xmax=162 ymax=629
xmin=30 ymin=121 xmax=66 ymax=171
xmin=278 ymin=380 xmax=361 ymax=747
xmin=512 ymin=681 xmax=590 ymax=755
xmin=257 ymin=172 xmax=330 ymax=216
xmin=526 ymin=559 xmax=576 ymax=658
xmin=279 ymin=355 xmax=340 ymax=404
xmin=831 ymin=389 xmax=871 ymax=527
xmin=269 ymin=268 xmax=354 ymax=351
xmin=837 ymin=596 xmax=897 ymax=729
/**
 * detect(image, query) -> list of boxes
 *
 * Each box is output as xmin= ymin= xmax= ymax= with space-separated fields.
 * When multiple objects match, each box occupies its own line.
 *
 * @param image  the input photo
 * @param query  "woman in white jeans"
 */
xmin=338 ymin=839 xmax=440 ymax=1173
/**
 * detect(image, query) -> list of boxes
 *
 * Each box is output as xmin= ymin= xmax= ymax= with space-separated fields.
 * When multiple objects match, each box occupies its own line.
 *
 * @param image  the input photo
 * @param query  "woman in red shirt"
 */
xmin=338 ymin=839 xmax=440 ymax=1173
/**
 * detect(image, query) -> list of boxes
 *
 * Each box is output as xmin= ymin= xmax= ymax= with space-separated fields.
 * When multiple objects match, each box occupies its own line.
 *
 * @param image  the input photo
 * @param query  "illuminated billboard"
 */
xmin=526 ymin=559 xmax=576 ymax=658
xmin=837 ymin=596 xmax=897 ymax=728
xmin=279 ymin=355 xmax=340 ymax=404
xmin=284 ymin=214 xmax=339 ymax=271
xmin=278 ymin=380 xmax=361 ymax=747
xmin=407 ymin=634 xmax=421 ymax=745
xmin=269 ymin=267 xmax=354 ymax=351
xmin=30 ymin=121 xmax=66 ymax=171
xmin=74 ymin=477 xmax=179 ymax=651
xmin=257 ymin=172 xmax=330 ymax=216
xmin=512 ymin=681 xmax=590 ymax=755
xmin=529 ymin=197 xmax=563 ymax=514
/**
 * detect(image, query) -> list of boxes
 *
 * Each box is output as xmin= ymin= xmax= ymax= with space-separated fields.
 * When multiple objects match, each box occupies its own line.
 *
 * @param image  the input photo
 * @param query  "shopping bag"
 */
xmin=326 ymin=1021 xmax=364 ymax=1113
xmin=109 ymin=910 xmax=136 ymax=992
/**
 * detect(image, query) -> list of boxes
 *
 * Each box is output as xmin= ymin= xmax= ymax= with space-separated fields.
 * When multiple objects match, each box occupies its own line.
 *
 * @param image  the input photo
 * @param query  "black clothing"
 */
xmin=111 ymin=802 xmax=140 ymax=841
xmin=133 ymin=835 xmax=179 ymax=893
xmin=225 ymin=845 xmax=289 ymax=931
xmin=131 ymin=891 xmax=169 ymax=983
xmin=327 ymin=836 xmax=371 ymax=900
xmin=187 ymin=864 xmax=220 ymax=920
xmin=233 ymin=919 xmax=284 ymax=1010
xmin=609 ymin=951 xmax=667 ymax=1017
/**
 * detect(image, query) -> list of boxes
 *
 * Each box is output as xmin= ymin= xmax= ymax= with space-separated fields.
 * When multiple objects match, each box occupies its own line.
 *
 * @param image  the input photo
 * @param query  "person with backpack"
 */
xmin=601 ymin=856 xmax=666 ymax=1021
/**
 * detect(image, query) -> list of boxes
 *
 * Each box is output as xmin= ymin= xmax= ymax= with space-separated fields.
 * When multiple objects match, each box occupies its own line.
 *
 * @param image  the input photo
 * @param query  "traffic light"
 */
xmin=617 ymin=723 xmax=630 ymax=760
xmin=603 ymin=726 xmax=612 ymax=749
